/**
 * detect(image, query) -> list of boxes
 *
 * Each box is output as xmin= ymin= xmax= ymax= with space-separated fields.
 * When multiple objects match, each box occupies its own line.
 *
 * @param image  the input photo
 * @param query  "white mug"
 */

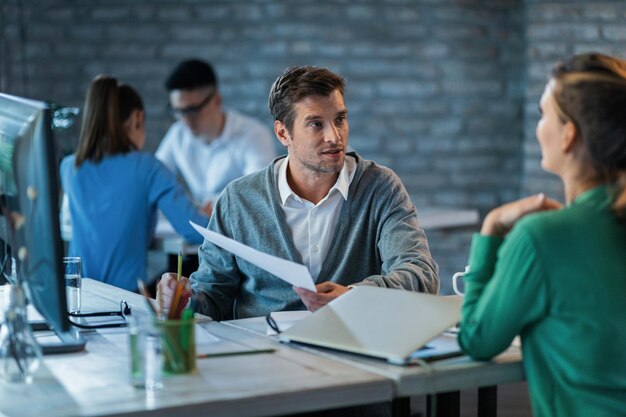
xmin=452 ymin=266 xmax=470 ymax=296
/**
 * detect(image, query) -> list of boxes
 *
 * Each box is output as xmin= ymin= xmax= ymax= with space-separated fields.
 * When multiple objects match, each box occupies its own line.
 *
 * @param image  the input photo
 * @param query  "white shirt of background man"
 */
xmin=156 ymin=109 xmax=276 ymax=207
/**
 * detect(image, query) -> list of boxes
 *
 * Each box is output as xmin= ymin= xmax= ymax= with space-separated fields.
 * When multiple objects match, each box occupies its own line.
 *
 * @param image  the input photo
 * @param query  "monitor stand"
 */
xmin=30 ymin=320 xmax=86 ymax=354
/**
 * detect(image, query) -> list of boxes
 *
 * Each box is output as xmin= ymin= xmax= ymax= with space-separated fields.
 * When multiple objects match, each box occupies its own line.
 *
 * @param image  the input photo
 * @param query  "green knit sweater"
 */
xmin=459 ymin=185 xmax=626 ymax=417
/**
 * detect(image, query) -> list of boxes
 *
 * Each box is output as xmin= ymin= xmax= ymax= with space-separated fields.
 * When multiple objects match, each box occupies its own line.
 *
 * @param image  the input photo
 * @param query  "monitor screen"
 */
xmin=0 ymin=92 xmax=84 ymax=353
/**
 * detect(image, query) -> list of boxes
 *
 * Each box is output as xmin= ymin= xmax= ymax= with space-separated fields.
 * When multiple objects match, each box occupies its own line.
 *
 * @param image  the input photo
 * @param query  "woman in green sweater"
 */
xmin=459 ymin=53 xmax=626 ymax=417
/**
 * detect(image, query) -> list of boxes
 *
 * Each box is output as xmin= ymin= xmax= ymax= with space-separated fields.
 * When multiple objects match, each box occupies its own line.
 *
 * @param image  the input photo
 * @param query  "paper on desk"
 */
xmin=190 ymin=221 xmax=317 ymax=292
xmin=99 ymin=323 xmax=222 ymax=355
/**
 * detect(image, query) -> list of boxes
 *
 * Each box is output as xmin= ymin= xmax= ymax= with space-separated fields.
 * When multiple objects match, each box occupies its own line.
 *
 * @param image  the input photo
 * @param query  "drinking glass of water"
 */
xmin=63 ymin=257 xmax=82 ymax=313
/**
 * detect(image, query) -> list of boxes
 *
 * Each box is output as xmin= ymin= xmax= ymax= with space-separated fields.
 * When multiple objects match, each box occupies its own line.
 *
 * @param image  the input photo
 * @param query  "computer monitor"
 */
xmin=0 ymin=92 xmax=84 ymax=353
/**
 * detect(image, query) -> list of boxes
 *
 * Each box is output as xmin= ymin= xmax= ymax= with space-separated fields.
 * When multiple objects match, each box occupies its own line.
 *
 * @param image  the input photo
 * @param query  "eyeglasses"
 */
xmin=68 ymin=300 xmax=131 ymax=329
xmin=168 ymin=90 xmax=215 ymax=119
xmin=265 ymin=314 xmax=282 ymax=334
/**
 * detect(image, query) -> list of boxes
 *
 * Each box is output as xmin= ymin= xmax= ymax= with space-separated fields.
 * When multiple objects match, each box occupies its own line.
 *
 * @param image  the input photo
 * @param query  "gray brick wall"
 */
xmin=3 ymin=0 xmax=623 ymax=292
xmin=522 ymin=1 xmax=626 ymax=200
xmin=0 ymin=0 xmax=524 ymax=214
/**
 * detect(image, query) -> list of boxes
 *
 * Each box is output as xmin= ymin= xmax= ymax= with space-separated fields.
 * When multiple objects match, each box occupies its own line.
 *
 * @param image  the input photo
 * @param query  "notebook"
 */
xmin=278 ymin=286 xmax=463 ymax=365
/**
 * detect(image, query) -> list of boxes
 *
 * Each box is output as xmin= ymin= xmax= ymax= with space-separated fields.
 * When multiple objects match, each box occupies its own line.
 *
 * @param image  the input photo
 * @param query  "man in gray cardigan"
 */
xmin=159 ymin=66 xmax=439 ymax=320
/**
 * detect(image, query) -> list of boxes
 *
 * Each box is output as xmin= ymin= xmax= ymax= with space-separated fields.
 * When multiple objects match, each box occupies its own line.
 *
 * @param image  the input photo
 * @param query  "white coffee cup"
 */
xmin=452 ymin=266 xmax=470 ymax=296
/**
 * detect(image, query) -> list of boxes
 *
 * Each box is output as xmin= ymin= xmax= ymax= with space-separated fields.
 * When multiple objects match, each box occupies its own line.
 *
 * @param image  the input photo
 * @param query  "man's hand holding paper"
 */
xmin=294 ymin=282 xmax=351 ymax=312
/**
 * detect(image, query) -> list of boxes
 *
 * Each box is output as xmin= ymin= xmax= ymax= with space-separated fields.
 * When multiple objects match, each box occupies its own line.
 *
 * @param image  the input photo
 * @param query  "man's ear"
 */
xmin=561 ymin=120 xmax=578 ymax=153
xmin=274 ymin=120 xmax=290 ymax=147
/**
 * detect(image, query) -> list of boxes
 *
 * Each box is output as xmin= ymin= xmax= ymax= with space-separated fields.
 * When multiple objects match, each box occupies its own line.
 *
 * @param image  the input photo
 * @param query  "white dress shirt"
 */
xmin=277 ymin=155 xmax=356 ymax=281
xmin=156 ymin=109 xmax=276 ymax=206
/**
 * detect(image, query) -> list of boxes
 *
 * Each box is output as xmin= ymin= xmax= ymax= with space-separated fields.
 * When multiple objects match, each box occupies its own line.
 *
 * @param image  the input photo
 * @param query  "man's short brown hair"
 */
xmin=268 ymin=66 xmax=345 ymax=133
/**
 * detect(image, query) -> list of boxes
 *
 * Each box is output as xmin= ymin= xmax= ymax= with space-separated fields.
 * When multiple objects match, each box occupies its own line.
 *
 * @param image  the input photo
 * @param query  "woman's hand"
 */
xmin=481 ymin=193 xmax=563 ymax=237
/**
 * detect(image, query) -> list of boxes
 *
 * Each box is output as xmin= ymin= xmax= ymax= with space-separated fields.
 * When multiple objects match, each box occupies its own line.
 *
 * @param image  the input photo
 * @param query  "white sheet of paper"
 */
xmin=195 ymin=324 xmax=221 ymax=344
xmin=190 ymin=221 xmax=317 ymax=292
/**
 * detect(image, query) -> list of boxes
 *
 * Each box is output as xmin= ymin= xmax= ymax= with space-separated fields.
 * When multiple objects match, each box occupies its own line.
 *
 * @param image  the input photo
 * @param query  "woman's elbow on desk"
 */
xmin=458 ymin=329 xmax=511 ymax=361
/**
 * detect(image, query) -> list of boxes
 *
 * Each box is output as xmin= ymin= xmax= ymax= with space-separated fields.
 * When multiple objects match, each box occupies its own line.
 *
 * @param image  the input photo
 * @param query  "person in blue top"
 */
xmin=60 ymin=75 xmax=209 ymax=292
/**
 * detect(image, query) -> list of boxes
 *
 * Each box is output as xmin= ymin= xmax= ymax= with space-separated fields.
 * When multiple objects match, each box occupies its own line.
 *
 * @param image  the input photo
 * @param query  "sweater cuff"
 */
xmin=466 ymin=233 xmax=503 ymax=283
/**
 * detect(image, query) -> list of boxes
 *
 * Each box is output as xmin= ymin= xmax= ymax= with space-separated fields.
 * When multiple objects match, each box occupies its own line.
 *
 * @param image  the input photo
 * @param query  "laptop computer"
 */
xmin=278 ymin=286 xmax=463 ymax=365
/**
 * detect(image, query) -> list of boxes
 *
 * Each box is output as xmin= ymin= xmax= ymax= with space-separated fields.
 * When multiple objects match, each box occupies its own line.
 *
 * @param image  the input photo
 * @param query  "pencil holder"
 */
xmin=155 ymin=317 xmax=196 ymax=374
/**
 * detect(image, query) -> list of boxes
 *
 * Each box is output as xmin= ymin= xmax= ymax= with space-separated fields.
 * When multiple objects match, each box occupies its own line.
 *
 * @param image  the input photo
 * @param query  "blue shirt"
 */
xmin=60 ymin=152 xmax=209 ymax=291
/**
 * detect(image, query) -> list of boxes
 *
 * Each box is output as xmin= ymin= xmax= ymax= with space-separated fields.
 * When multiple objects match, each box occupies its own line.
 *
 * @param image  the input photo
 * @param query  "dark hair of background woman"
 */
xmin=75 ymin=75 xmax=144 ymax=167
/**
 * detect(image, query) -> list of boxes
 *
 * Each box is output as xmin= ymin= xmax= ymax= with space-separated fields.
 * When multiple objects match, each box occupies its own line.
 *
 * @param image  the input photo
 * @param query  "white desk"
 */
xmin=1 ymin=281 xmax=524 ymax=417
xmin=0 ymin=280 xmax=392 ymax=417
xmin=225 ymin=316 xmax=524 ymax=417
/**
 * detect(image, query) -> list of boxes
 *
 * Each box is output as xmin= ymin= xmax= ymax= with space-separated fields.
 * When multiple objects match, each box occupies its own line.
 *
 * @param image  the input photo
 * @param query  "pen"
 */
xmin=157 ymin=284 xmax=164 ymax=318
xmin=196 ymin=348 xmax=275 ymax=359
xmin=137 ymin=279 xmax=158 ymax=317
xmin=177 ymin=250 xmax=182 ymax=282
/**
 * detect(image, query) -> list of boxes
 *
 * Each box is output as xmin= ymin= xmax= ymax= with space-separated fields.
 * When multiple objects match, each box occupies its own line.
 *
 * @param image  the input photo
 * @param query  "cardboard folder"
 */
xmin=278 ymin=286 xmax=463 ymax=365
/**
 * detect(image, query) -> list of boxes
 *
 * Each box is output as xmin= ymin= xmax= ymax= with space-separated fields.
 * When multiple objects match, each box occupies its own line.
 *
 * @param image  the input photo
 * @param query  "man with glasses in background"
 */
xmin=156 ymin=59 xmax=276 ymax=216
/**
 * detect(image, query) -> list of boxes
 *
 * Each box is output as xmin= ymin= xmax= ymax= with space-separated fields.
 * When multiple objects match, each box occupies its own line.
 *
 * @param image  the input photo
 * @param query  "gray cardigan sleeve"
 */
xmin=189 ymin=192 xmax=242 ymax=321
xmin=357 ymin=170 xmax=440 ymax=294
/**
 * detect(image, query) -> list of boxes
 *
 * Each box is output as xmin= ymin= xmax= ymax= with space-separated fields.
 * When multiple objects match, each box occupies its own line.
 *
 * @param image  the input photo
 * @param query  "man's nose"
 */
xmin=325 ymin=125 xmax=341 ymax=144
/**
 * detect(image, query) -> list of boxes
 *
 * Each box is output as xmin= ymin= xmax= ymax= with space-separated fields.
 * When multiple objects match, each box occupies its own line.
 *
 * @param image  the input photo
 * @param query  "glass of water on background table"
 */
xmin=63 ymin=257 xmax=82 ymax=313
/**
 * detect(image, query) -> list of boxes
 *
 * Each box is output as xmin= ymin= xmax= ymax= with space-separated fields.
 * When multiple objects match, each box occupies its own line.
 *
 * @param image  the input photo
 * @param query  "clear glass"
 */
xmin=63 ymin=256 xmax=82 ymax=313
xmin=128 ymin=315 xmax=163 ymax=390
xmin=0 ymin=283 xmax=42 ymax=383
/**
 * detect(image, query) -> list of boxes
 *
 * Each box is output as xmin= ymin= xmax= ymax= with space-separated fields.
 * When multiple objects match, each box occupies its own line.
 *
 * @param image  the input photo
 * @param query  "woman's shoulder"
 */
xmin=130 ymin=151 xmax=159 ymax=163
xmin=115 ymin=151 xmax=163 ymax=169
xmin=513 ymin=204 xmax=585 ymax=243
xmin=59 ymin=154 xmax=77 ymax=178
xmin=60 ymin=153 xmax=76 ymax=166
xmin=518 ymin=207 xmax=563 ymax=228
xmin=124 ymin=152 xmax=177 ymax=184
xmin=82 ymin=152 xmax=163 ymax=182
